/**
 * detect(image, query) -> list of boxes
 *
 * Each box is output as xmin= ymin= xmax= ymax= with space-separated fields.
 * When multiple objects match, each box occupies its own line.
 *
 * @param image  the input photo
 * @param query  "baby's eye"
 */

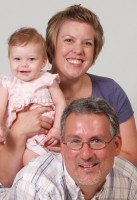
xmin=14 ymin=57 xmax=20 ymax=61
xmin=29 ymin=58 xmax=36 ymax=61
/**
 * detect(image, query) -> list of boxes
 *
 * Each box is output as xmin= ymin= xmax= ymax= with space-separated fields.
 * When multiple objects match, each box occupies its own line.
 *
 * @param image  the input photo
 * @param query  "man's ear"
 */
xmin=114 ymin=134 xmax=122 ymax=156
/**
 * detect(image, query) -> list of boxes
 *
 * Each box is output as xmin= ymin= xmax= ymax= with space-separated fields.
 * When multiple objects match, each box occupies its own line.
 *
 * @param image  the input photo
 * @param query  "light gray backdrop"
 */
xmin=0 ymin=0 xmax=137 ymax=123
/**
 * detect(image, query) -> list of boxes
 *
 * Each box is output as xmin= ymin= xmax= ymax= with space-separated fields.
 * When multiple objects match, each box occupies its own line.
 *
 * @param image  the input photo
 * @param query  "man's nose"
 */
xmin=80 ymin=143 xmax=95 ymax=159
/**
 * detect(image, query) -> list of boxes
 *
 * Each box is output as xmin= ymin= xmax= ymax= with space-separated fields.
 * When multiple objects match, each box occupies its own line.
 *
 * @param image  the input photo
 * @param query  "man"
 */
xmin=1 ymin=98 xmax=137 ymax=199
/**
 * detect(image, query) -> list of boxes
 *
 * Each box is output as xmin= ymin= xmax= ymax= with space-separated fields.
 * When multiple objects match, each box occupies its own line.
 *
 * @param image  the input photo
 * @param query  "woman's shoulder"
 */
xmin=88 ymin=73 xmax=133 ymax=122
xmin=88 ymin=73 xmax=124 ymax=93
xmin=88 ymin=73 xmax=117 ymax=85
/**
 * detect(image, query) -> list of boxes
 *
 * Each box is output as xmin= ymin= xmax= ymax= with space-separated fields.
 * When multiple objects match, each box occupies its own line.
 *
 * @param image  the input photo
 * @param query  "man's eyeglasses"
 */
xmin=63 ymin=134 xmax=116 ymax=150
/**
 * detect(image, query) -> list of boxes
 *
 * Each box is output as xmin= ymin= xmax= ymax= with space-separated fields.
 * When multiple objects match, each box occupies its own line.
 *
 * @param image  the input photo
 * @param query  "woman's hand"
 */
xmin=10 ymin=106 xmax=53 ymax=142
xmin=0 ymin=106 xmax=54 ymax=187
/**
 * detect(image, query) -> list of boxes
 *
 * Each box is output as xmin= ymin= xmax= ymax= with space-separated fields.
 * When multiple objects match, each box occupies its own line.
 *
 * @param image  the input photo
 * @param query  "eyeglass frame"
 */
xmin=62 ymin=134 xmax=117 ymax=150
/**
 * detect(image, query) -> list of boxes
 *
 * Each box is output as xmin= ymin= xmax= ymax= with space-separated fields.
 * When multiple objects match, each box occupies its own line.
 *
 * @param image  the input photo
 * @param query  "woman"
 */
xmin=0 ymin=4 xmax=136 ymax=187
xmin=45 ymin=5 xmax=137 ymax=165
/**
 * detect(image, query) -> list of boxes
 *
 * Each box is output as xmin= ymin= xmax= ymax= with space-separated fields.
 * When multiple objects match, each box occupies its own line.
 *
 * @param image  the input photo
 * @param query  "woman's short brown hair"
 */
xmin=46 ymin=5 xmax=104 ymax=64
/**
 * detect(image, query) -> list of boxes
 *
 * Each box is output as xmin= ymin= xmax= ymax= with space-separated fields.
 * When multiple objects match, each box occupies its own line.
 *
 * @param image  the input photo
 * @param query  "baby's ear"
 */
xmin=43 ymin=58 xmax=47 ymax=67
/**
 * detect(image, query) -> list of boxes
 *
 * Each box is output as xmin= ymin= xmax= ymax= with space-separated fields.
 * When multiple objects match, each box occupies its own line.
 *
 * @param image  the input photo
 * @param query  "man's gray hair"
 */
xmin=61 ymin=97 xmax=120 ymax=139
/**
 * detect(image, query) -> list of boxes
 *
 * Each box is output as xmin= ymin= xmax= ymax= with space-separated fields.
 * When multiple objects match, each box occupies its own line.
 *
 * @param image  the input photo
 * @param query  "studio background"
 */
xmin=0 ymin=0 xmax=137 ymax=123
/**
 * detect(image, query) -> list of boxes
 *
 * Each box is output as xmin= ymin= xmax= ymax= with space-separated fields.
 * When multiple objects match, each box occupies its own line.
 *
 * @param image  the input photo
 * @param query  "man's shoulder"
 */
xmin=15 ymin=153 xmax=63 ymax=184
xmin=113 ymin=156 xmax=137 ymax=182
xmin=4 ymin=153 xmax=67 ymax=199
xmin=98 ymin=157 xmax=137 ymax=199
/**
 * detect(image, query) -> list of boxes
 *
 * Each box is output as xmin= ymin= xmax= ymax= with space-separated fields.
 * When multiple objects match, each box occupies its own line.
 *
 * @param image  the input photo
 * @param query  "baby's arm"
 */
xmin=44 ymin=79 xmax=66 ymax=146
xmin=0 ymin=84 xmax=8 ymax=142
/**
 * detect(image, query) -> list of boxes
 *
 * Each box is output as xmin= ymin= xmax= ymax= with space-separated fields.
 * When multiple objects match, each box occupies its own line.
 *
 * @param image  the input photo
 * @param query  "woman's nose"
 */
xmin=72 ymin=43 xmax=83 ymax=54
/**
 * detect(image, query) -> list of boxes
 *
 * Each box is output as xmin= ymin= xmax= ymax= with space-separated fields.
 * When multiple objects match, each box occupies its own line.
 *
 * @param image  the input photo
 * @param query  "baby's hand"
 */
xmin=44 ymin=127 xmax=61 ymax=146
xmin=0 ymin=126 xmax=5 ymax=143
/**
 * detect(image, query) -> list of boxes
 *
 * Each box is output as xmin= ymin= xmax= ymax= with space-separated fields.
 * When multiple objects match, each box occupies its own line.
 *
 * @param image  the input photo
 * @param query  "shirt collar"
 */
xmin=63 ymin=164 xmax=85 ymax=199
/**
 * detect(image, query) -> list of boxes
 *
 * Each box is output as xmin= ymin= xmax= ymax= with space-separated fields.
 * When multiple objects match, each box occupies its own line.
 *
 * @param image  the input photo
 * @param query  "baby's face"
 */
xmin=9 ymin=43 xmax=46 ymax=82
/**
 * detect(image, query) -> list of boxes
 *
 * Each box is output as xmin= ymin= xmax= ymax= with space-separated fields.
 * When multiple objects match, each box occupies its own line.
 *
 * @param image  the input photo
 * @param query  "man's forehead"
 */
xmin=64 ymin=113 xmax=110 ymax=138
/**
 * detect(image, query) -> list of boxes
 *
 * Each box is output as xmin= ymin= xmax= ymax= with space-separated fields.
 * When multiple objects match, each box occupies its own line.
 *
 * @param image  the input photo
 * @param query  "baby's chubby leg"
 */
xmin=23 ymin=149 xmax=39 ymax=166
xmin=23 ymin=134 xmax=48 ymax=166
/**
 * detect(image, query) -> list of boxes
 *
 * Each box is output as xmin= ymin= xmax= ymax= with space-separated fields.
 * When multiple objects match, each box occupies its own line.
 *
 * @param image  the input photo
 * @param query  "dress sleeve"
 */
xmin=0 ymin=75 xmax=12 ymax=90
xmin=42 ymin=72 xmax=61 ymax=86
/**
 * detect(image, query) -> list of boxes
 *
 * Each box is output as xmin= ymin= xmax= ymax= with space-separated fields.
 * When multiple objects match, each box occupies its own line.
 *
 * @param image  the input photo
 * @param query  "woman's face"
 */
xmin=52 ymin=21 xmax=95 ymax=80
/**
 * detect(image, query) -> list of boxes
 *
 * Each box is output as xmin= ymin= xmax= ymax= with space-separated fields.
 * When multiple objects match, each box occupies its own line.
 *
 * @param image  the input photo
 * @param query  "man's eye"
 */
xmin=70 ymin=140 xmax=81 ymax=144
xmin=91 ymin=138 xmax=103 ymax=144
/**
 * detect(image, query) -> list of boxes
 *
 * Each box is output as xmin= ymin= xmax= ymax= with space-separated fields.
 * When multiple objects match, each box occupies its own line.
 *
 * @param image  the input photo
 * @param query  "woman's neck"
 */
xmin=60 ymin=74 xmax=92 ymax=104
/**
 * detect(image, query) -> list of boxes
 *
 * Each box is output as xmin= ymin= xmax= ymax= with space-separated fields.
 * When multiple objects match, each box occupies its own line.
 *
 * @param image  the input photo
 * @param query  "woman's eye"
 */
xmin=64 ymin=38 xmax=73 ymax=43
xmin=84 ymin=41 xmax=94 ymax=46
